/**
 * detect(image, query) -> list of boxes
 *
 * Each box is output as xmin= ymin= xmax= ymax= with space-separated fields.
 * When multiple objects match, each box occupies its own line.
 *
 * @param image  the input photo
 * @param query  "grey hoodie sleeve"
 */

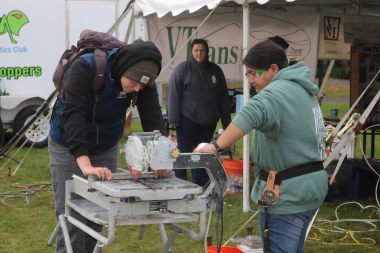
xmin=168 ymin=65 xmax=183 ymax=126
xmin=218 ymin=68 xmax=232 ymax=129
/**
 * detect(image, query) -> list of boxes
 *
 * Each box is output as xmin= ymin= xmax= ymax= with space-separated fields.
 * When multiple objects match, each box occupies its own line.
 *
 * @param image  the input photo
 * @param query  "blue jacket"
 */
xmin=50 ymin=47 xmax=167 ymax=158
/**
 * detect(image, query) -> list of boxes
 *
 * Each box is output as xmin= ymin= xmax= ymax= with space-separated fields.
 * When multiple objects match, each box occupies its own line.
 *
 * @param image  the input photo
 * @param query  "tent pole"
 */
xmin=242 ymin=2 xmax=250 ymax=213
xmin=142 ymin=16 xmax=149 ymax=41
xmin=155 ymin=3 xmax=220 ymax=80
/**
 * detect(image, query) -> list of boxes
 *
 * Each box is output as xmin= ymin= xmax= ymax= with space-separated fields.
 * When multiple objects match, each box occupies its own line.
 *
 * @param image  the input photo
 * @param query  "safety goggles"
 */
xmin=245 ymin=68 xmax=266 ymax=79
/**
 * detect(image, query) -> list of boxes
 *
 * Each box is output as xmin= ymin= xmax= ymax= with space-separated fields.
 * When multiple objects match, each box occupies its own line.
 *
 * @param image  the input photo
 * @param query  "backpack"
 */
xmin=52 ymin=30 xmax=126 ymax=144
xmin=53 ymin=29 xmax=126 ymax=99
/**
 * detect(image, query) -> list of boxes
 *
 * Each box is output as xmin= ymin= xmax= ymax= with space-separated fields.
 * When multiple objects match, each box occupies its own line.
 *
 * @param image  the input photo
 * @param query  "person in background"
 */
xmin=168 ymin=38 xmax=231 ymax=187
xmin=268 ymin=35 xmax=289 ymax=51
xmin=49 ymin=40 xmax=170 ymax=253
xmin=195 ymin=38 xmax=328 ymax=253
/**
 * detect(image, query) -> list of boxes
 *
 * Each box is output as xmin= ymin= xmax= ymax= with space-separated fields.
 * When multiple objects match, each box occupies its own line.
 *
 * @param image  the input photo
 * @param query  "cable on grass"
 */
xmin=307 ymin=230 xmax=376 ymax=247
xmin=1 ymin=183 xmax=52 ymax=207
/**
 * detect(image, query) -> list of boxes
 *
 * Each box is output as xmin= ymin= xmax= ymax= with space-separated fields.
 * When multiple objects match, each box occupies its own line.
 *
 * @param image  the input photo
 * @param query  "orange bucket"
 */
xmin=207 ymin=246 xmax=243 ymax=253
xmin=223 ymin=159 xmax=252 ymax=195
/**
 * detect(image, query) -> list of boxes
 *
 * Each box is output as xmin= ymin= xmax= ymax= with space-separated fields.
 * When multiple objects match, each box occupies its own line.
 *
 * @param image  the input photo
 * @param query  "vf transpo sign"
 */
xmin=148 ymin=10 xmax=319 ymax=83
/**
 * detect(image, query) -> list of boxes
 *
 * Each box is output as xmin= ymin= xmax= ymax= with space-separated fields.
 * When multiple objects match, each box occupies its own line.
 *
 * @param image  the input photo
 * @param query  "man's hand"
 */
xmin=77 ymin=155 xmax=113 ymax=180
xmin=155 ymin=169 xmax=172 ymax=178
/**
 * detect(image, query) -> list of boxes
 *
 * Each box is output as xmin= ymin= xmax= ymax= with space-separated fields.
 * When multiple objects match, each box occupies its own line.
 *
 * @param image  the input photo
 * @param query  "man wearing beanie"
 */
xmin=49 ymin=39 xmax=168 ymax=253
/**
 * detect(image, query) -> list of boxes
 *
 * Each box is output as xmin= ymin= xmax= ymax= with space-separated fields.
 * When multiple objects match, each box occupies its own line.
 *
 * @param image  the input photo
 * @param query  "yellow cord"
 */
xmin=307 ymin=230 xmax=376 ymax=247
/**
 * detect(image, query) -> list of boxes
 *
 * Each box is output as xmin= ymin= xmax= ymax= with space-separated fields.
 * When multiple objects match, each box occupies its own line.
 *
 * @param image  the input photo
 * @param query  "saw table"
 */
xmin=47 ymin=131 xmax=228 ymax=253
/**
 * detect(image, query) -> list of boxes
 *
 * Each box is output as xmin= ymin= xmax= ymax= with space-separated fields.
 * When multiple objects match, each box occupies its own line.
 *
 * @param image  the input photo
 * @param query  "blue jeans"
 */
xmin=174 ymin=114 xmax=216 ymax=187
xmin=259 ymin=209 xmax=317 ymax=253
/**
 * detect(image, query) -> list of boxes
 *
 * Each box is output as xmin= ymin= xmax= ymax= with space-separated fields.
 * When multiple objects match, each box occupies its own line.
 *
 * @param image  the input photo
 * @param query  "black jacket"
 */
xmin=168 ymin=54 xmax=231 ymax=128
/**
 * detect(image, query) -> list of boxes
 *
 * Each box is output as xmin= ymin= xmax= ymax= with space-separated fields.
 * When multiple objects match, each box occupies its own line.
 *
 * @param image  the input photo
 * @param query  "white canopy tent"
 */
xmin=131 ymin=0 xmax=380 ymax=214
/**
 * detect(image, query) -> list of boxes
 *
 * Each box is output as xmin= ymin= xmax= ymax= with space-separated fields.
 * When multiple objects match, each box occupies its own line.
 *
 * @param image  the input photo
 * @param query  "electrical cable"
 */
xmin=1 ymin=183 xmax=52 ymax=207
xmin=215 ymin=178 xmax=224 ymax=253
xmin=0 ymin=116 xmax=4 ymax=149
xmin=204 ymin=201 xmax=216 ymax=253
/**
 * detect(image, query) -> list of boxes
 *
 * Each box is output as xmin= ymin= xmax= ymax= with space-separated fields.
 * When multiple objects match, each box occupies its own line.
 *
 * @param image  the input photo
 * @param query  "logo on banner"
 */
xmin=0 ymin=10 xmax=29 ymax=44
xmin=324 ymin=16 xmax=340 ymax=41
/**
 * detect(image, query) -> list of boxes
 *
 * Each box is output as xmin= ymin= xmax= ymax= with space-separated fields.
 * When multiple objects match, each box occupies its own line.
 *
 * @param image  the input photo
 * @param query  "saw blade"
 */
xmin=130 ymin=167 xmax=140 ymax=181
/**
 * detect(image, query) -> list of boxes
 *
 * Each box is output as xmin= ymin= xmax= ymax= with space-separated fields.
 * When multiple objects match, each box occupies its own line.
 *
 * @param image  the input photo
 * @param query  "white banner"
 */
xmin=147 ymin=9 xmax=320 ymax=84
xmin=318 ymin=13 xmax=380 ymax=60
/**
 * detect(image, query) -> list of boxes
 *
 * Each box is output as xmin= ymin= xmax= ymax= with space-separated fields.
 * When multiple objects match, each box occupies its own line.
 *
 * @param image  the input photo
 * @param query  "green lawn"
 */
xmin=0 ymin=105 xmax=380 ymax=252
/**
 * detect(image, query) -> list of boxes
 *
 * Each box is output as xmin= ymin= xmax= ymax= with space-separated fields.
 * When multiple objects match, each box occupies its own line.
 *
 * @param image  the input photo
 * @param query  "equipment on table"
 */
xmin=47 ymin=131 xmax=228 ymax=253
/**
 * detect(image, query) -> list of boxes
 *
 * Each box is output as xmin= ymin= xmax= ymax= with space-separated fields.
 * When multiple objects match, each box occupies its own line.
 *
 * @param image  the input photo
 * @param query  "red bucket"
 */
xmin=223 ymin=159 xmax=252 ymax=195
xmin=207 ymin=246 xmax=243 ymax=253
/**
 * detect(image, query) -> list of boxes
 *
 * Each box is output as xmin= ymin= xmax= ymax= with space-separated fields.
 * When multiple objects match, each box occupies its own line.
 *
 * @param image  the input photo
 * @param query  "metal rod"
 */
xmin=156 ymin=3 xmax=220 ymax=80
xmin=47 ymin=221 xmax=62 ymax=246
xmin=158 ymin=223 xmax=173 ymax=253
xmin=124 ymin=8 xmax=135 ymax=43
xmin=93 ymin=241 xmax=102 ymax=253
xmin=166 ymin=210 xmax=208 ymax=241
xmin=67 ymin=216 xmax=114 ymax=246
xmin=160 ymin=229 xmax=178 ymax=253
xmin=107 ymin=5 xmax=132 ymax=35
xmin=316 ymin=60 xmax=335 ymax=101
xmin=59 ymin=214 xmax=73 ymax=253
xmin=138 ymin=225 xmax=145 ymax=240
xmin=242 ymin=2 xmax=251 ymax=214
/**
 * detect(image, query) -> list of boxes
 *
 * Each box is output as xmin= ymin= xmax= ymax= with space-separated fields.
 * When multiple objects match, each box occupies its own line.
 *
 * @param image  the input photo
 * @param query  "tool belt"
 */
xmin=257 ymin=161 xmax=323 ymax=253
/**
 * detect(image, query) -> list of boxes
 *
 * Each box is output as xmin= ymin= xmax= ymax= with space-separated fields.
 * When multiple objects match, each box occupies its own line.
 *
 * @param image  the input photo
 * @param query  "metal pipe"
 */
xmin=165 ymin=210 xmax=208 ymax=241
xmin=47 ymin=221 xmax=62 ymax=246
xmin=156 ymin=3 xmax=220 ymax=80
xmin=59 ymin=215 xmax=73 ymax=253
xmin=67 ymin=215 xmax=115 ymax=246
xmin=160 ymin=229 xmax=178 ymax=253
xmin=93 ymin=241 xmax=102 ymax=253
xmin=242 ymin=2 xmax=251 ymax=213
xmin=138 ymin=225 xmax=145 ymax=240
xmin=124 ymin=7 xmax=135 ymax=43
xmin=107 ymin=5 xmax=132 ymax=35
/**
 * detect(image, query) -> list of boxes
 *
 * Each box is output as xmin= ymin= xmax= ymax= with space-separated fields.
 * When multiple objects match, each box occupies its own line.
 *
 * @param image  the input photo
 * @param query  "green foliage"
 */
xmin=316 ymin=61 xmax=351 ymax=80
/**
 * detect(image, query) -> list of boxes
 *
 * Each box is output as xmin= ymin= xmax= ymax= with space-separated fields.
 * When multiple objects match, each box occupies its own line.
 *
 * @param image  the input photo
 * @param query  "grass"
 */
xmin=1 ymin=106 xmax=380 ymax=252
xmin=323 ymin=84 xmax=350 ymax=98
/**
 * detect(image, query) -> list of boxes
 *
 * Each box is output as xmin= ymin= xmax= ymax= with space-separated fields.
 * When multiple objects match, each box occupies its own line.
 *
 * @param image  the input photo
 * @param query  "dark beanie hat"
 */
xmin=111 ymin=40 xmax=162 ymax=88
xmin=122 ymin=60 xmax=159 ymax=86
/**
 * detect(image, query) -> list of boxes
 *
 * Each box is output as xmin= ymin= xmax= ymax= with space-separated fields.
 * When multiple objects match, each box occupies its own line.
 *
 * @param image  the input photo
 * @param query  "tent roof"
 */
xmin=134 ymin=0 xmax=380 ymax=17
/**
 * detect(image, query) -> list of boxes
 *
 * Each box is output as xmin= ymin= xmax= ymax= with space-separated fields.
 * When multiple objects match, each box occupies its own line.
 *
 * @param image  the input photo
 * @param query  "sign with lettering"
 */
xmin=318 ymin=13 xmax=380 ymax=60
xmin=147 ymin=9 xmax=319 ymax=83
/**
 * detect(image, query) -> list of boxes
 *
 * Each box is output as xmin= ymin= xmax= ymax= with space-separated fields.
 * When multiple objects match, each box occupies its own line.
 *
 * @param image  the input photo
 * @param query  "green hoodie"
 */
xmin=233 ymin=62 xmax=328 ymax=214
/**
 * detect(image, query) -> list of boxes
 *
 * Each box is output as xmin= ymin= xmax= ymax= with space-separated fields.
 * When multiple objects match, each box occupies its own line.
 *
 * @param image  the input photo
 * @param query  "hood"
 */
xmin=271 ymin=62 xmax=319 ymax=95
xmin=111 ymin=39 xmax=162 ymax=86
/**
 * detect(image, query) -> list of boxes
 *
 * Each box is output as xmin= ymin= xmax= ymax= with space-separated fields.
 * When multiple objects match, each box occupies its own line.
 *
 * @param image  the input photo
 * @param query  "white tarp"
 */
xmin=318 ymin=13 xmax=380 ymax=60
xmin=147 ymin=8 xmax=319 ymax=84
xmin=134 ymin=0 xmax=245 ymax=17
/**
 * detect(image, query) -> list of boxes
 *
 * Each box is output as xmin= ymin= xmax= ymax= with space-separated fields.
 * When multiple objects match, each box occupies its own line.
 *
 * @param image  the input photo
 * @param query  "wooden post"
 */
xmin=350 ymin=38 xmax=360 ymax=114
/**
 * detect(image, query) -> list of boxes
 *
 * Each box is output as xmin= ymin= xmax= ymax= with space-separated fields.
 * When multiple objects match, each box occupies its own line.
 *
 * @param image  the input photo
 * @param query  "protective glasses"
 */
xmin=245 ymin=69 xmax=265 ymax=79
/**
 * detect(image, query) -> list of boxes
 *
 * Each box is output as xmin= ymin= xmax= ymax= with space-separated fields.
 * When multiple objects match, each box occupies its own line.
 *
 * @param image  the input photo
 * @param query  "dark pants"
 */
xmin=174 ymin=114 xmax=216 ymax=187
xmin=49 ymin=137 xmax=118 ymax=253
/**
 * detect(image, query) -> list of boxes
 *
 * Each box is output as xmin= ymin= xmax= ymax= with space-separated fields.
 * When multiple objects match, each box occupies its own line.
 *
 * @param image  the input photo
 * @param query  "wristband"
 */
xmin=212 ymin=139 xmax=224 ymax=152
